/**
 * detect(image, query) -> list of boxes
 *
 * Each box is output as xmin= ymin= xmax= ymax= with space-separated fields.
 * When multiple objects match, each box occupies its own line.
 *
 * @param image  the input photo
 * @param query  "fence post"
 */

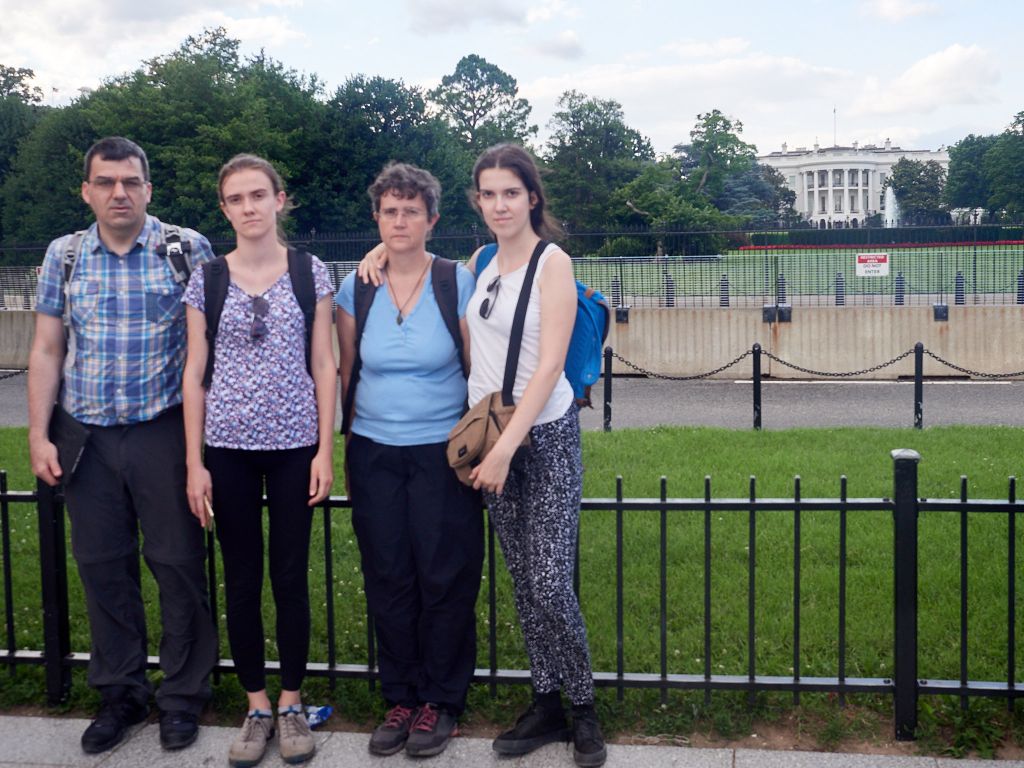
xmin=37 ymin=479 xmax=71 ymax=705
xmin=776 ymin=273 xmax=787 ymax=305
xmin=835 ymin=272 xmax=845 ymax=306
xmin=610 ymin=276 xmax=622 ymax=308
xmin=662 ymin=273 xmax=675 ymax=308
xmin=955 ymin=271 xmax=966 ymax=305
xmin=752 ymin=343 xmax=762 ymax=430
xmin=719 ymin=274 xmax=730 ymax=308
xmin=1017 ymin=270 xmax=1024 ymax=305
xmin=603 ymin=347 xmax=613 ymax=432
xmin=894 ymin=272 xmax=905 ymax=306
xmin=891 ymin=448 xmax=921 ymax=740
xmin=914 ymin=342 xmax=923 ymax=430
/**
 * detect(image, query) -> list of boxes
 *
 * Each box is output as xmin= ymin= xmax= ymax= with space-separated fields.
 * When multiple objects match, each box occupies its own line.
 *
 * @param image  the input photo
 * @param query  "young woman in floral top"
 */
xmin=181 ymin=154 xmax=336 ymax=767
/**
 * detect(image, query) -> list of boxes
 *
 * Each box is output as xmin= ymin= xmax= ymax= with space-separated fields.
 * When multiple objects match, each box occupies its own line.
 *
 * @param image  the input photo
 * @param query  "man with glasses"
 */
xmin=27 ymin=137 xmax=217 ymax=754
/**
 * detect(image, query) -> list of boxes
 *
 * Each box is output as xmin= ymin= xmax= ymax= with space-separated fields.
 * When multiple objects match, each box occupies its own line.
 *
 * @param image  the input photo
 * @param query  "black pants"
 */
xmin=205 ymin=444 xmax=317 ymax=692
xmin=348 ymin=434 xmax=483 ymax=714
xmin=64 ymin=406 xmax=217 ymax=715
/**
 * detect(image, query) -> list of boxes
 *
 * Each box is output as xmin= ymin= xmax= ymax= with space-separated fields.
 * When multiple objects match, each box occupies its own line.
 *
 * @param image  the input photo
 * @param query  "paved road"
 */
xmin=2 ymin=370 xmax=1023 ymax=431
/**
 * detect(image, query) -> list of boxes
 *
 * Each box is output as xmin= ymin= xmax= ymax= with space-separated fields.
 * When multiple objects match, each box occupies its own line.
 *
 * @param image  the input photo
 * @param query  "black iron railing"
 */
xmin=0 ymin=450 xmax=1021 ymax=740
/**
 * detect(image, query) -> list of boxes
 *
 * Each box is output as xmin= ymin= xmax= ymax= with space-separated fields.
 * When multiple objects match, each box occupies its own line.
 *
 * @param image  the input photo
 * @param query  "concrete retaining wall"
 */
xmin=3 ymin=306 xmax=1021 ymax=379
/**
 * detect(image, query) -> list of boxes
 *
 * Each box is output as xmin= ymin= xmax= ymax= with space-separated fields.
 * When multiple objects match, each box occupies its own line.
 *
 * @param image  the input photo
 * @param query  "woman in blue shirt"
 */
xmin=335 ymin=163 xmax=481 ymax=759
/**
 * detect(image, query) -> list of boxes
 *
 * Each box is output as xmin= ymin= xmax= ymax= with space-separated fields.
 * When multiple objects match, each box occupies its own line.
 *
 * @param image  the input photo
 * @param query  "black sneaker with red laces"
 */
xmin=405 ymin=703 xmax=458 ymax=757
xmin=369 ymin=704 xmax=417 ymax=756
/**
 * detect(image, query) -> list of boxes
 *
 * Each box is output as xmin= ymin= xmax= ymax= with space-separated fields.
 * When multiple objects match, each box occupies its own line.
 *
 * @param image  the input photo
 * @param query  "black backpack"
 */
xmin=340 ymin=257 xmax=464 ymax=435
xmin=201 ymin=248 xmax=316 ymax=389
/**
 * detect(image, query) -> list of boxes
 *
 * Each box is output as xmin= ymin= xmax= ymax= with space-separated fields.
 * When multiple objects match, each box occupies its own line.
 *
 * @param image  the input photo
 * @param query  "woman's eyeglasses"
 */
xmin=250 ymin=295 xmax=269 ymax=340
xmin=479 ymin=275 xmax=500 ymax=319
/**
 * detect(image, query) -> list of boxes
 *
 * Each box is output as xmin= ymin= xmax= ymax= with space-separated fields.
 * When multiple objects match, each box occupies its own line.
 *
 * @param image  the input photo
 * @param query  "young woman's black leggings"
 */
xmin=205 ymin=443 xmax=317 ymax=692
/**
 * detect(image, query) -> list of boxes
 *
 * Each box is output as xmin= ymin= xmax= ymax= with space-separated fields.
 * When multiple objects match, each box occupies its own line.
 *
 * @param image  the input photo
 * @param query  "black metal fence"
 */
xmin=3 ymin=226 xmax=1023 ymax=310
xmin=1 ymin=451 xmax=1021 ymax=740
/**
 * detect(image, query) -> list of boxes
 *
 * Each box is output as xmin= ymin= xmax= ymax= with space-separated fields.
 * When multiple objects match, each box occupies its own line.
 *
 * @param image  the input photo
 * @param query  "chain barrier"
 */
xmin=610 ymin=349 xmax=753 ymax=381
xmin=921 ymin=349 xmax=1024 ymax=379
xmin=0 ymin=369 xmax=26 ymax=382
xmin=761 ymin=348 xmax=916 ymax=378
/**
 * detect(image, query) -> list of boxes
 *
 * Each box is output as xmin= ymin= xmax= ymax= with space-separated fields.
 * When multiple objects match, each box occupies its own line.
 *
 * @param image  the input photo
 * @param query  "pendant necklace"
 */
xmin=386 ymin=256 xmax=432 ymax=325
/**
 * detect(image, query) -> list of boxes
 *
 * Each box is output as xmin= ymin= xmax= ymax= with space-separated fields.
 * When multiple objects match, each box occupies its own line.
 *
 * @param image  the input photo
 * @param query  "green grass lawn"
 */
xmin=1 ymin=424 xmax=1022 ymax=751
xmin=571 ymin=245 xmax=1024 ymax=302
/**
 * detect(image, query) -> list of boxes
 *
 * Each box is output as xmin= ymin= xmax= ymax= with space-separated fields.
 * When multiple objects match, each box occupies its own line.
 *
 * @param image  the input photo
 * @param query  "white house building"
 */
xmin=758 ymin=140 xmax=950 ymax=228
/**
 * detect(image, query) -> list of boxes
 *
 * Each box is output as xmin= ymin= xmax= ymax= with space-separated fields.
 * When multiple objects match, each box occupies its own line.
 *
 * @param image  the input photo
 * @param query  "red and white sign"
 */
xmin=856 ymin=252 xmax=889 ymax=277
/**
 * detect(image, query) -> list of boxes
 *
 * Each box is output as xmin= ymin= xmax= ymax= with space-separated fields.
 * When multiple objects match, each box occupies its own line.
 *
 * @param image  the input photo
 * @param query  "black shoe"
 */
xmin=405 ymin=703 xmax=458 ymax=757
xmin=492 ymin=692 xmax=570 ymax=756
xmin=571 ymin=705 xmax=607 ymax=767
xmin=159 ymin=709 xmax=199 ymax=750
xmin=81 ymin=696 xmax=149 ymax=754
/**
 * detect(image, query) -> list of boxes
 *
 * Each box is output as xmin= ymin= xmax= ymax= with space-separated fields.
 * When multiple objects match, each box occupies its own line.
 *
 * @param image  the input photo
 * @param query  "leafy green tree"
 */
xmin=0 ymin=65 xmax=43 ymax=103
xmin=322 ymin=74 xmax=477 ymax=232
xmin=945 ymin=133 xmax=998 ymax=216
xmin=0 ymin=104 xmax=95 ymax=246
xmin=428 ymin=54 xmax=536 ymax=151
xmin=674 ymin=109 xmax=756 ymax=202
xmin=717 ymin=164 xmax=798 ymax=227
xmin=983 ymin=112 xmax=1024 ymax=219
xmin=543 ymin=90 xmax=654 ymax=229
xmin=885 ymin=157 xmax=948 ymax=225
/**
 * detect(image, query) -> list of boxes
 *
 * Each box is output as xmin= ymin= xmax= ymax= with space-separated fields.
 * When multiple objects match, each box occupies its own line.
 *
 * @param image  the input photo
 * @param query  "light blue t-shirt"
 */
xmin=336 ymin=258 xmax=475 ymax=446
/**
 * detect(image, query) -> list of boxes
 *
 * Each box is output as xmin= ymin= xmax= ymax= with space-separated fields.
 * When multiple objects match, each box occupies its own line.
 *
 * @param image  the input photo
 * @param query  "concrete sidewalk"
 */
xmin=0 ymin=715 xmax=1021 ymax=768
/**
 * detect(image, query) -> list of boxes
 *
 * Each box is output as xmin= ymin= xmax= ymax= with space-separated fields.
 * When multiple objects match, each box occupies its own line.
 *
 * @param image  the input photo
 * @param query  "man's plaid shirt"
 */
xmin=36 ymin=215 xmax=214 ymax=426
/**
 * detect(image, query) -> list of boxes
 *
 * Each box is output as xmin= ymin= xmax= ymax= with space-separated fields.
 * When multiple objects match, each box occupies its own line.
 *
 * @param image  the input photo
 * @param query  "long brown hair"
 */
xmin=472 ymin=143 xmax=562 ymax=242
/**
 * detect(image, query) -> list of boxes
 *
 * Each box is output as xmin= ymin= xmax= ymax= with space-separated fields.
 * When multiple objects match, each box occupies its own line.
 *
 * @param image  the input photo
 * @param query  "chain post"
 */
xmin=752 ymin=343 xmax=762 ymax=430
xmin=914 ymin=342 xmax=923 ymax=429
xmin=603 ymin=346 xmax=612 ymax=432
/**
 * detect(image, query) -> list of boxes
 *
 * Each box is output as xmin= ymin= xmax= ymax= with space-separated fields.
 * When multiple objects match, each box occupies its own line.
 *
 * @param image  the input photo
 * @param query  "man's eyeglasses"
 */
xmin=377 ymin=207 xmax=426 ymax=221
xmin=250 ymin=295 xmax=270 ymax=341
xmin=479 ymin=275 xmax=500 ymax=319
xmin=88 ymin=176 xmax=147 ymax=193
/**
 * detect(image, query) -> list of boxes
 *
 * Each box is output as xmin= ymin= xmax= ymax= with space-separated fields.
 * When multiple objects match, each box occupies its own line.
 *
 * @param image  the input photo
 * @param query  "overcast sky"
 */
xmin=1 ymin=0 xmax=1019 ymax=156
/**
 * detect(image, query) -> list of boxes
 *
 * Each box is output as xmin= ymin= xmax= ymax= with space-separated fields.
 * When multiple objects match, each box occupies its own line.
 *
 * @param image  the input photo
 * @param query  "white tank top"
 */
xmin=466 ymin=243 xmax=574 ymax=426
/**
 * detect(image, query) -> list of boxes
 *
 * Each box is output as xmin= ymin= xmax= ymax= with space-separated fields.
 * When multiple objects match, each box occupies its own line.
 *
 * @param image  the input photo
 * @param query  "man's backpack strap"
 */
xmin=60 ymin=230 xmax=87 ymax=369
xmin=340 ymin=273 xmax=378 ymax=435
xmin=431 ymin=257 xmax=468 ymax=378
xmin=200 ymin=258 xmax=230 ymax=389
xmin=287 ymin=248 xmax=316 ymax=377
xmin=156 ymin=224 xmax=193 ymax=286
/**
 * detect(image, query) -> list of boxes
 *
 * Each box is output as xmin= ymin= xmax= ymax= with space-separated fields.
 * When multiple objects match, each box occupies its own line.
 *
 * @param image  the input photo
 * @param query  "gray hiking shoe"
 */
xmin=369 ymin=704 xmax=417 ymax=756
xmin=277 ymin=707 xmax=315 ymax=764
xmin=228 ymin=711 xmax=274 ymax=768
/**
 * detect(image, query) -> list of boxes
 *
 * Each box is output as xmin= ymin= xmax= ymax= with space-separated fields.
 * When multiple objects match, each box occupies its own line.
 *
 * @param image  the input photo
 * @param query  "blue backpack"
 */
xmin=476 ymin=243 xmax=610 ymax=407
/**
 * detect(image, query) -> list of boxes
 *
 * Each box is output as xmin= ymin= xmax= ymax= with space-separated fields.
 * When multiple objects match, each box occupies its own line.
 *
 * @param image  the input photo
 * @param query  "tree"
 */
xmin=543 ymin=90 xmax=654 ymax=229
xmin=717 ymin=164 xmax=798 ymax=227
xmin=675 ymin=110 xmax=756 ymax=202
xmin=945 ymin=133 xmax=998 ymax=216
xmin=428 ymin=55 xmax=536 ymax=151
xmin=983 ymin=112 xmax=1024 ymax=219
xmin=885 ymin=158 xmax=948 ymax=225
xmin=0 ymin=65 xmax=43 ymax=103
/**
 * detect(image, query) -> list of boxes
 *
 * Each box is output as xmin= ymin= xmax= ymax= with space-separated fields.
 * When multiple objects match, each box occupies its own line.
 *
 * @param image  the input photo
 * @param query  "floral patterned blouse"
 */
xmin=182 ymin=256 xmax=334 ymax=450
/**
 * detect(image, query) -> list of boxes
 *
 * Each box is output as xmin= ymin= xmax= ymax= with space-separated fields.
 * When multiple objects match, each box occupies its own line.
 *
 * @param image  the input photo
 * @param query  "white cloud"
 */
xmin=405 ymin=0 xmax=525 ymax=32
xmin=851 ymin=44 xmax=999 ymax=117
xmin=523 ymin=51 xmax=848 ymax=152
xmin=0 ymin=1 xmax=307 ymax=102
xmin=526 ymin=0 xmax=581 ymax=23
xmin=535 ymin=30 xmax=584 ymax=60
xmin=661 ymin=37 xmax=750 ymax=59
xmin=862 ymin=0 xmax=937 ymax=22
